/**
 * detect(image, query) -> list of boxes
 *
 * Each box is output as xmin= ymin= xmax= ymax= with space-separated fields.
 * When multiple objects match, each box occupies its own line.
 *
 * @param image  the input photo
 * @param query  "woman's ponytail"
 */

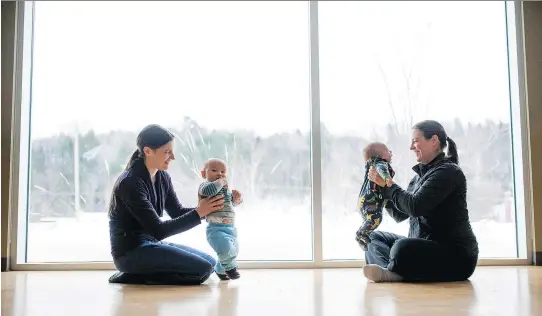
xmin=125 ymin=149 xmax=142 ymax=171
xmin=446 ymin=137 xmax=459 ymax=165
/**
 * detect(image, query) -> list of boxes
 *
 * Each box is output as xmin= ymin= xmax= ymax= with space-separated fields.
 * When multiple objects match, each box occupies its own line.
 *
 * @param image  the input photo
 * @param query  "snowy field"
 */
xmin=25 ymin=202 xmax=518 ymax=263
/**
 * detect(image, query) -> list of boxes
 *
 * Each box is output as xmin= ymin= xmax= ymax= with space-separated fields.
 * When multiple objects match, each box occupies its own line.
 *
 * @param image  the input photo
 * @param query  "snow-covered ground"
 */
xmin=25 ymin=202 xmax=518 ymax=263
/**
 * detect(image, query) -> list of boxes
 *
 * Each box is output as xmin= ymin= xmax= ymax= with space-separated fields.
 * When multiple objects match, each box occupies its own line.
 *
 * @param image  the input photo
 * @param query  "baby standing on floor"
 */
xmin=199 ymin=158 xmax=243 ymax=280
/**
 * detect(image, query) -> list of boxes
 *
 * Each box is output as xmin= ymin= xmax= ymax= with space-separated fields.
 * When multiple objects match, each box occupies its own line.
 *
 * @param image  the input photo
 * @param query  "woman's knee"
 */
xmin=368 ymin=230 xmax=387 ymax=243
xmin=386 ymin=239 xmax=419 ymax=275
xmin=188 ymin=253 xmax=215 ymax=278
xmin=198 ymin=252 xmax=217 ymax=276
xmin=206 ymin=255 xmax=217 ymax=268
xmin=389 ymin=238 xmax=418 ymax=260
xmin=195 ymin=260 xmax=214 ymax=283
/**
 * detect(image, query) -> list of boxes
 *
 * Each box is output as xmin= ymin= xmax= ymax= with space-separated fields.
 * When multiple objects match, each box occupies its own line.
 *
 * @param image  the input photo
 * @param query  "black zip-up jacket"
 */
xmin=382 ymin=153 xmax=479 ymax=257
xmin=108 ymin=159 xmax=201 ymax=259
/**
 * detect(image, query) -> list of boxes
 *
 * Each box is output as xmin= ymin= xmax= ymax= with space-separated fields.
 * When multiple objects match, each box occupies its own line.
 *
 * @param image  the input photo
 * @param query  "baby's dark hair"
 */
xmin=363 ymin=142 xmax=387 ymax=161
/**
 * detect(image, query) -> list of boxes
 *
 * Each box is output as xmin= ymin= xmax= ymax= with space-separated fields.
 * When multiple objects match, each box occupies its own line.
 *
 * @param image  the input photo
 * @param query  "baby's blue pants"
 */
xmin=206 ymin=223 xmax=238 ymax=274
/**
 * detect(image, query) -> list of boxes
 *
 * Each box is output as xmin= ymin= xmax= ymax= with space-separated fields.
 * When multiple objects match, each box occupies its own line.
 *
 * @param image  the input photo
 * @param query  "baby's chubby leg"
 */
xmin=356 ymin=206 xmax=383 ymax=250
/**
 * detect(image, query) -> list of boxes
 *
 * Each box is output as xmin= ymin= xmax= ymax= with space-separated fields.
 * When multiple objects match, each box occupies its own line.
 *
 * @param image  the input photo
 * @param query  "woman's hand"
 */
xmin=196 ymin=195 xmax=224 ymax=217
xmin=368 ymin=167 xmax=387 ymax=187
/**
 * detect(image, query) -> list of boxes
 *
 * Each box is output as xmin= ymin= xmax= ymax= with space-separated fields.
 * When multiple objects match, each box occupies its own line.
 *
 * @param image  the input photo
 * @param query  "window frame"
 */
xmin=9 ymin=1 xmax=533 ymax=270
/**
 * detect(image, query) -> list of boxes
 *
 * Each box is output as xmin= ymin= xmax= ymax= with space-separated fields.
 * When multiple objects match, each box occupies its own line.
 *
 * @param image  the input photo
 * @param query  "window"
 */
xmin=25 ymin=1 xmax=312 ymax=262
xmin=14 ymin=1 xmax=527 ymax=267
xmin=319 ymin=1 xmax=519 ymax=260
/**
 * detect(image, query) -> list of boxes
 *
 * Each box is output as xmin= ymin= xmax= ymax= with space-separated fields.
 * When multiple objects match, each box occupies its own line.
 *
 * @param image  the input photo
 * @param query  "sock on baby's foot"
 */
xmin=216 ymin=271 xmax=230 ymax=281
xmin=355 ymin=235 xmax=369 ymax=251
xmin=363 ymin=264 xmax=404 ymax=283
xmin=225 ymin=267 xmax=240 ymax=280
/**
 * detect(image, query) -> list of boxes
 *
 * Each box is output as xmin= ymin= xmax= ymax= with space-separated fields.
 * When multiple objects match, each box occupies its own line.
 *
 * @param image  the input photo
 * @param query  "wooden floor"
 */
xmin=2 ymin=267 xmax=541 ymax=316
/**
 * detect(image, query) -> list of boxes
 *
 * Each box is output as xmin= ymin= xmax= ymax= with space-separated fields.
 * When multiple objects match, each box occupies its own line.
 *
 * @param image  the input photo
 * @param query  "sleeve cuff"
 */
xmin=187 ymin=209 xmax=202 ymax=223
xmin=381 ymin=183 xmax=399 ymax=199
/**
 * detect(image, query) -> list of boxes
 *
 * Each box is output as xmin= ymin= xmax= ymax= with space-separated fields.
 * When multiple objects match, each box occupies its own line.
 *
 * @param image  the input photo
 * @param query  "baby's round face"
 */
xmin=380 ymin=146 xmax=392 ymax=162
xmin=375 ymin=144 xmax=392 ymax=162
xmin=205 ymin=161 xmax=227 ymax=181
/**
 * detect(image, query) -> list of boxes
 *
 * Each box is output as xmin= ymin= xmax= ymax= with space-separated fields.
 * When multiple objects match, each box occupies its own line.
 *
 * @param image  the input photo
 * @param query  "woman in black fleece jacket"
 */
xmin=108 ymin=124 xmax=224 ymax=285
xmin=363 ymin=120 xmax=479 ymax=282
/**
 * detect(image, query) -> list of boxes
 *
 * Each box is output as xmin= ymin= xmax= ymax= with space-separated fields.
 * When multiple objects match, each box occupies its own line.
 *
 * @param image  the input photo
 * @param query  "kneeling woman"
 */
xmin=108 ymin=124 xmax=224 ymax=285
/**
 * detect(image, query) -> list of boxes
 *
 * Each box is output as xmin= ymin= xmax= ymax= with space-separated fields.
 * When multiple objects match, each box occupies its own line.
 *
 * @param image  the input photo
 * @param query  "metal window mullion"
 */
xmin=308 ymin=0 xmax=323 ymax=266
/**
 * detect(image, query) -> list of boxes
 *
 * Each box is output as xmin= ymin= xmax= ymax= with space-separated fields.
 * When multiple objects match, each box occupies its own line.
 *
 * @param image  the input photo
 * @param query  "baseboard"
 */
xmin=536 ymin=252 xmax=542 ymax=266
xmin=1 ymin=257 xmax=7 ymax=272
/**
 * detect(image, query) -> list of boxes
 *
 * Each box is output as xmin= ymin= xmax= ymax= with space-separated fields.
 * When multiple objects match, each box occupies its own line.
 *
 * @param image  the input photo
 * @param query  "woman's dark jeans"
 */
xmin=109 ymin=241 xmax=216 ymax=285
xmin=365 ymin=231 xmax=478 ymax=282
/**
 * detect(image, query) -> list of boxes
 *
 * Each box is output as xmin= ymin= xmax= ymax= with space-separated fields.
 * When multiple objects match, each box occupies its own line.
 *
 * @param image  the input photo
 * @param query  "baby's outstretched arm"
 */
xmin=374 ymin=161 xmax=393 ymax=187
xmin=199 ymin=178 xmax=227 ymax=197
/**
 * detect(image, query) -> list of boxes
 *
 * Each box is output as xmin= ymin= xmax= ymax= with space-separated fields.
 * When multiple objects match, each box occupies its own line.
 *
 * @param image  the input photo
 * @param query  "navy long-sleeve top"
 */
xmin=108 ymin=159 xmax=201 ymax=259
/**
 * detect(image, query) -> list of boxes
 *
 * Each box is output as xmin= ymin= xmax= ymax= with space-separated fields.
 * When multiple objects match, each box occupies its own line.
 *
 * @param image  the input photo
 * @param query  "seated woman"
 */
xmin=108 ymin=124 xmax=224 ymax=285
xmin=363 ymin=120 xmax=479 ymax=283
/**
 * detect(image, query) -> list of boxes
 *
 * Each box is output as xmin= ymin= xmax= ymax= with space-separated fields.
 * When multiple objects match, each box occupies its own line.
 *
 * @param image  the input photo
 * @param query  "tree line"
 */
xmin=28 ymin=117 xmax=513 ymax=222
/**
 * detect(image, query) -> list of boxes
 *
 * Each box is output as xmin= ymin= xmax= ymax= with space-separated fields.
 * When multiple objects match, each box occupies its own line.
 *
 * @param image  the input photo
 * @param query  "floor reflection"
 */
xmin=112 ymin=283 xmax=216 ymax=316
xmin=1 ymin=267 xmax=540 ymax=316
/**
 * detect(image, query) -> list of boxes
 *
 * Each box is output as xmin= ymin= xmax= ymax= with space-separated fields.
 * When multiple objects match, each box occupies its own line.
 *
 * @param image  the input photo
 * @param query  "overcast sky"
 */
xmin=29 ymin=1 xmax=514 ymax=138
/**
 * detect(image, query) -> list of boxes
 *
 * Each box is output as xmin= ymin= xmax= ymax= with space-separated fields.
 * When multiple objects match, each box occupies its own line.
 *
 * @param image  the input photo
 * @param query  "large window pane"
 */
xmin=26 ymin=1 xmax=311 ymax=262
xmin=319 ymin=1 xmax=517 ymax=260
